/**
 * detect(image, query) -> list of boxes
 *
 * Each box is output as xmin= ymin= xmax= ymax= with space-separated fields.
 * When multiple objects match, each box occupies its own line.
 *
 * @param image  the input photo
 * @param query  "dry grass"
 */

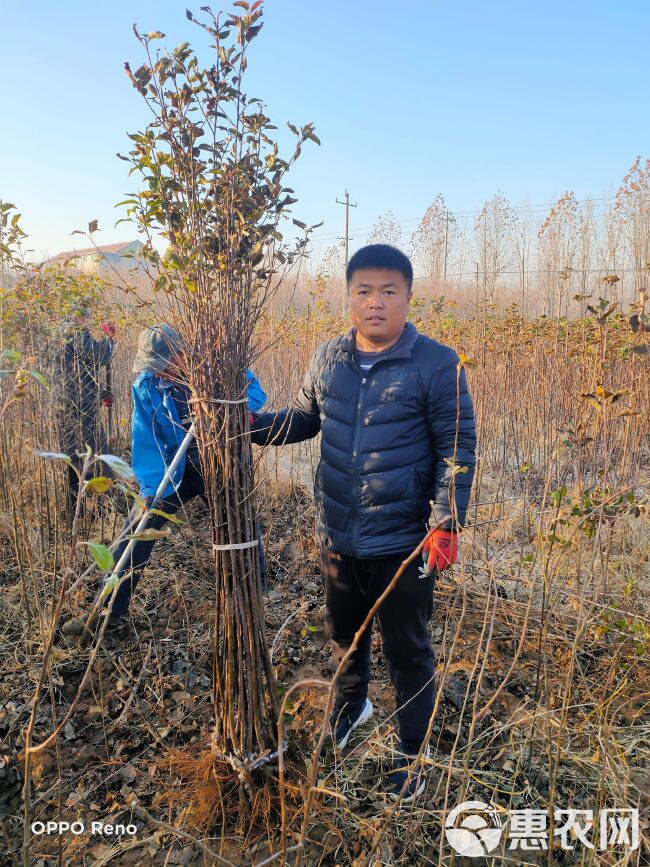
xmin=0 ymin=293 xmax=648 ymax=864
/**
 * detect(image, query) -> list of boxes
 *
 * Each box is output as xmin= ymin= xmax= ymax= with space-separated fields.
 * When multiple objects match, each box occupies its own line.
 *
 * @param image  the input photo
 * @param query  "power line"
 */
xmin=412 ymin=266 xmax=642 ymax=281
xmin=310 ymin=193 xmax=634 ymax=244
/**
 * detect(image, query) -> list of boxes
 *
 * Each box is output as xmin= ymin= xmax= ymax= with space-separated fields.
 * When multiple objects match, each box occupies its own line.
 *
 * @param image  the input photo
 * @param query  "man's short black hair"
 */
xmin=346 ymin=244 xmax=413 ymax=291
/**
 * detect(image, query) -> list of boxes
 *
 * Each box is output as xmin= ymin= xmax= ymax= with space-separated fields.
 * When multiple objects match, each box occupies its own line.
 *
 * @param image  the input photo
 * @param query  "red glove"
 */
xmin=422 ymin=529 xmax=458 ymax=573
xmin=101 ymin=392 xmax=114 ymax=407
xmin=101 ymin=322 xmax=116 ymax=337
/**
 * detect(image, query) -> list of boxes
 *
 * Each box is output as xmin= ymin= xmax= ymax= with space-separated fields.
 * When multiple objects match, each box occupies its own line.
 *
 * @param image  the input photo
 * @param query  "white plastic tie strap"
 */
xmin=212 ymin=540 xmax=258 ymax=551
xmin=189 ymin=396 xmax=248 ymax=405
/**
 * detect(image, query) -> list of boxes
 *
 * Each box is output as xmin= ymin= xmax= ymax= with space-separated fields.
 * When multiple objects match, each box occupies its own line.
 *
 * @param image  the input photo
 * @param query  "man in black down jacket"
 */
xmin=251 ymin=244 xmax=476 ymax=801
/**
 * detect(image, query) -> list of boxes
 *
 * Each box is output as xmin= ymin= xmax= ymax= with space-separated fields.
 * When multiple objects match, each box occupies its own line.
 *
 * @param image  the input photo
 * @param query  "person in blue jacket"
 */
xmin=103 ymin=324 xmax=267 ymax=619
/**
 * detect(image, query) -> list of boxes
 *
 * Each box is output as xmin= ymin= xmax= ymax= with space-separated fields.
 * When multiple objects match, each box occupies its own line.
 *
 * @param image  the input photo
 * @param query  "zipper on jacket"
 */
xmin=347 ymin=352 xmax=409 ymax=552
xmin=349 ymin=370 xmax=369 ymax=551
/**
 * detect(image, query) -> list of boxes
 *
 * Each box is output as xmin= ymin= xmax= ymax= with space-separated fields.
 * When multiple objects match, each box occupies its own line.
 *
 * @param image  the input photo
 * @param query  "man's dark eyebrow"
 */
xmin=355 ymin=281 xmax=398 ymax=289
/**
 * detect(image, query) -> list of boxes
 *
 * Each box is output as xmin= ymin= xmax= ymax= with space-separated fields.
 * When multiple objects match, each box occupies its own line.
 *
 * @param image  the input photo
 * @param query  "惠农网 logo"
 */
xmin=444 ymin=801 xmax=639 ymax=856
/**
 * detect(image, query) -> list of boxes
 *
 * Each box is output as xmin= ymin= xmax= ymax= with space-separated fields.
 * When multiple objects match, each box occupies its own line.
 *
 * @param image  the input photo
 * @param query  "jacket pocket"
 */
xmin=412 ymin=468 xmax=430 ymax=520
xmin=411 ymin=467 xmax=422 ymax=499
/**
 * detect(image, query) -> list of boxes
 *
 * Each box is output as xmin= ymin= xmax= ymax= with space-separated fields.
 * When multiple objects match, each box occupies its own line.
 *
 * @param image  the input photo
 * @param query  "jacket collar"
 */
xmin=135 ymin=372 xmax=185 ymax=394
xmin=336 ymin=321 xmax=419 ymax=360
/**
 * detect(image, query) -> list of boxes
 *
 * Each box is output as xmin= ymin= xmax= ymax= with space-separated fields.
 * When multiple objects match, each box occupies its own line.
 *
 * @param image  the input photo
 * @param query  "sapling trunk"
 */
xmin=122 ymin=3 xmax=318 ymax=771
xmin=193 ymin=379 xmax=278 ymax=759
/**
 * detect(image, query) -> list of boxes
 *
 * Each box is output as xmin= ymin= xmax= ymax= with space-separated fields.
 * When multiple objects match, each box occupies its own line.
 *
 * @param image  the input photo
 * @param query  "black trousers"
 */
xmin=60 ymin=408 xmax=106 ymax=518
xmin=321 ymin=548 xmax=436 ymax=749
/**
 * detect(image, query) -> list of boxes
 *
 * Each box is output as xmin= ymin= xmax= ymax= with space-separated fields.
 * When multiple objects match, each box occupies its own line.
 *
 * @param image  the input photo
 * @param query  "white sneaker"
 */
xmin=387 ymin=744 xmax=432 ymax=803
xmin=323 ymin=698 xmax=374 ymax=751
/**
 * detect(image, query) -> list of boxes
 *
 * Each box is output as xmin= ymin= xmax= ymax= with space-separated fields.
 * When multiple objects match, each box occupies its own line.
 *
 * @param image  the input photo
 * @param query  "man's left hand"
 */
xmin=422 ymin=529 xmax=458 ymax=573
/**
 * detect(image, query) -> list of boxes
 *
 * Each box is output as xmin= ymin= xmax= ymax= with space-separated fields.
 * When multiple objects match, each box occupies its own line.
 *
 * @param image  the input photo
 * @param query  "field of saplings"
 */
xmin=0 ymin=258 xmax=648 ymax=863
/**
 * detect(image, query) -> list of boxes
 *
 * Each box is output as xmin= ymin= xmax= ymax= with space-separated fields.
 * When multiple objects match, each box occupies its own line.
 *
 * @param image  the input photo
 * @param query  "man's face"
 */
xmin=348 ymin=268 xmax=412 ymax=347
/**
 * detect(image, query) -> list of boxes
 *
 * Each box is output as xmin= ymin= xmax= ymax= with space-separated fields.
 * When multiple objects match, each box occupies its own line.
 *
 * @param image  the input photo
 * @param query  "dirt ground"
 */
xmin=1 ymin=478 xmax=649 ymax=865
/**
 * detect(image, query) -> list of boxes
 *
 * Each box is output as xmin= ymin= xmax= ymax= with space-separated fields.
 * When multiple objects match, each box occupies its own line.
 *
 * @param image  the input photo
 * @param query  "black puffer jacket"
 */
xmin=59 ymin=326 xmax=114 ymax=455
xmin=251 ymin=322 xmax=476 ymax=558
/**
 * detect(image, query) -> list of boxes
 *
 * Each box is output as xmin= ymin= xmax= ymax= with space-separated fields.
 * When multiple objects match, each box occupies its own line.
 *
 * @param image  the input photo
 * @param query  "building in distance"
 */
xmin=45 ymin=240 xmax=144 ymax=275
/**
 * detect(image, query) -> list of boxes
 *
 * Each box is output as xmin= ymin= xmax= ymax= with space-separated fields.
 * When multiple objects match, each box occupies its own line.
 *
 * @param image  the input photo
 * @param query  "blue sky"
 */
xmin=2 ymin=0 xmax=648 ymax=259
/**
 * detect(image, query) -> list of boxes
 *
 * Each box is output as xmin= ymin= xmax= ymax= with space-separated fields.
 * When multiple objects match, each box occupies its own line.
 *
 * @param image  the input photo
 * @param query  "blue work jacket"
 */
xmin=132 ymin=369 xmax=266 ymax=498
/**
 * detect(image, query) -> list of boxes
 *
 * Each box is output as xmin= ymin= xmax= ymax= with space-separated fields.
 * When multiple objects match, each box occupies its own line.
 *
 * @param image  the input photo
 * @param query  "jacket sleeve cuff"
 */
xmin=428 ymin=505 xmax=461 ymax=532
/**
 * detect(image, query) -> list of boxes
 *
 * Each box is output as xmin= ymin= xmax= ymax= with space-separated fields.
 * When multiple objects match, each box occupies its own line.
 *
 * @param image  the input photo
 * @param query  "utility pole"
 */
xmin=336 ymin=189 xmax=357 ymax=311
